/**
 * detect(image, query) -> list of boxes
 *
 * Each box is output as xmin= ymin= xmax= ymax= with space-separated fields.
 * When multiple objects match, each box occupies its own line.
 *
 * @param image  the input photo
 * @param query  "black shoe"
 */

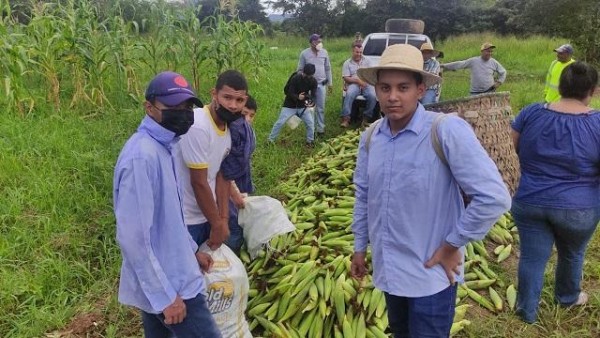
xmin=305 ymin=141 xmax=315 ymax=148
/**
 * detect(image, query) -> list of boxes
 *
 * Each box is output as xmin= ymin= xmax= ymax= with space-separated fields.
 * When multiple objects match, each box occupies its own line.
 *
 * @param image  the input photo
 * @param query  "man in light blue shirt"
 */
xmin=114 ymin=71 xmax=221 ymax=338
xmin=351 ymin=45 xmax=511 ymax=337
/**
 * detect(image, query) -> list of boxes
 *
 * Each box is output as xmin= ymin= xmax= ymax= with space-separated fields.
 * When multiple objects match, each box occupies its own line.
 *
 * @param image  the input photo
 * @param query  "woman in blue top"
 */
xmin=511 ymin=61 xmax=599 ymax=323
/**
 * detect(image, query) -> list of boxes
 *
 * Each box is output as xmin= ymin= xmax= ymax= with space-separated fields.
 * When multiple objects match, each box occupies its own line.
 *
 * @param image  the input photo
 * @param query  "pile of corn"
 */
xmin=241 ymin=129 xmax=518 ymax=337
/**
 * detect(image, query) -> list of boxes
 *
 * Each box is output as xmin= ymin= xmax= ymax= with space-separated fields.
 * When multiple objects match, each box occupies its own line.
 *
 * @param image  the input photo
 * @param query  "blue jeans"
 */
xmin=268 ymin=107 xmax=315 ymax=142
xmin=188 ymin=222 xmax=211 ymax=246
xmin=420 ymin=88 xmax=438 ymax=105
xmin=512 ymin=200 xmax=600 ymax=323
xmin=223 ymin=199 xmax=243 ymax=255
xmin=341 ymin=84 xmax=377 ymax=118
xmin=384 ymin=284 xmax=457 ymax=338
xmin=314 ymin=84 xmax=326 ymax=133
xmin=141 ymin=293 xmax=222 ymax=338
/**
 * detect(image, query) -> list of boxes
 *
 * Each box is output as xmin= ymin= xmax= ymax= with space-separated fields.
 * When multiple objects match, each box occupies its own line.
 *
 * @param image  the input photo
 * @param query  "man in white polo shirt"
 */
xmin=175 ymin=70 xmax=249 ymax=250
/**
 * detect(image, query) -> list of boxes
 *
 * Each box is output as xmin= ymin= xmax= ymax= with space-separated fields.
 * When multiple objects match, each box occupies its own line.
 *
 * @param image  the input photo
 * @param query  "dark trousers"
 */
xmin=384 ymin=284 xmax=457 ymax=338
xmin=141 ymin=293 xmax=222 ymax=338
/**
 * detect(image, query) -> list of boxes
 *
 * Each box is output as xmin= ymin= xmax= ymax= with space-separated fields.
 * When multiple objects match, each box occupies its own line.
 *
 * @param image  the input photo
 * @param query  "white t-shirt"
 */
xmin=175 ymin=106 xmax=231 ymax=225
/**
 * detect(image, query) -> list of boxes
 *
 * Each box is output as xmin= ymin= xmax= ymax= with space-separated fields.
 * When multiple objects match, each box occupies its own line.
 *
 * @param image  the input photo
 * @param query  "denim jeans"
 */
xmin=420 ymin=88 xmax=438 ymax=105
xmin=341 ymin=83 xmax=377 ymax=118
xmin=314 ymin=84 xmax=327 ymax=133
xmin=268 ymin=107 xmax=315 ymax=143
xmin=384 ymin=284 xmax=457 ymax=338
xmin=223 ymin=199 xmax=243 ymax=255
xmin=188 ymin=222 xmax=211 ymax=246
xmin=141 ymin=293 xmax=222 ymax=338
xmin=512 ymin=200 xmax=600 ymax=323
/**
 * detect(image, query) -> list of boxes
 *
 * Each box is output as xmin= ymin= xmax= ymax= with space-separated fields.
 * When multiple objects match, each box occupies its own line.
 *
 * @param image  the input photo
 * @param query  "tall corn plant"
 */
xmin=139 ymin=1 xmax=183 ymax=74
xmin=108 ymin=12 xmax=143 ymax=100
xmin=25 ymin=1 xmax=66 ymax=111
xmin=0 ymin=32 xmax=35 ymax=116
xmin=202 ymin=14 xmax=268 ymax=81
xmin=177 ymin=4 xmax=208 ymax=92
xmin=59 ymin=0 xmax=112 ymax=110
xmin=0 ymin=6 xmax=34 ymax=116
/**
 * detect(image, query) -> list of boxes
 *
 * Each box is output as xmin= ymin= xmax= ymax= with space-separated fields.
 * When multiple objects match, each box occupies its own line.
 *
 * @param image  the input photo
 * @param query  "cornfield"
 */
xmin=0 ymin=0 xmax=267 ymax=116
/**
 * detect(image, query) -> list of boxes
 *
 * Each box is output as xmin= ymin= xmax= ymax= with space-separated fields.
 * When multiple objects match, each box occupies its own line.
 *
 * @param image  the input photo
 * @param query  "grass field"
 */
xmin=1 ymin=32 xmax=599 ymax=337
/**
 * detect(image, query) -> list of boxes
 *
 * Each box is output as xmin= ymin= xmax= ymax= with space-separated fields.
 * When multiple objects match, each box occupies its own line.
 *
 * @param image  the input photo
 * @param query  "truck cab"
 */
xmin=361 ymin=32 xmax=434 ymax=65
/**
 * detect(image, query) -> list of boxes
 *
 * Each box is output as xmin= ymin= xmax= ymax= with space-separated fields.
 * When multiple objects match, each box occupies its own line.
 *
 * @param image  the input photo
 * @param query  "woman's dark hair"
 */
xmin=559 ymin=61 xmax=598 ymax=100
xmin=245 ymin=94 xmax=257 ymax=111
xmin=216 ymin=69 xmax=248 ymax=91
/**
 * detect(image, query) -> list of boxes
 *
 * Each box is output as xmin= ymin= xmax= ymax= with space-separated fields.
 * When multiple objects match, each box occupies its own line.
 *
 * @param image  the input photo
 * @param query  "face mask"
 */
xmin=315 ymin=42 xmax=323 ymax=51
xmin=159 ymin=108 xmax=194 ymax=136
xmin=216 ymin=104 xmax=242 ymax=123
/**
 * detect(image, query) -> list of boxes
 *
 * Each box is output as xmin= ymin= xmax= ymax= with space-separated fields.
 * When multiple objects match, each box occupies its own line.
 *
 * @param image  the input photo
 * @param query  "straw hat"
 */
xmin=357 ymin=44 xmax=442 ymax=88
xmin=420 ymin=42 xmax=440 ymax=57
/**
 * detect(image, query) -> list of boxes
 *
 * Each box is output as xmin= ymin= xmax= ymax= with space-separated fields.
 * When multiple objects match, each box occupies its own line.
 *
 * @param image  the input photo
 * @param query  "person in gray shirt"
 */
xmin=442 ymin=42 xmax=507 ymax=95
xmin=297 ymin=34 xmax=333 ymax=135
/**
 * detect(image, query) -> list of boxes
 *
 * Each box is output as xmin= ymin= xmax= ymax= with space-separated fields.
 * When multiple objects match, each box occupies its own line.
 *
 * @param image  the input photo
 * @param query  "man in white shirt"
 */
xmin=176 ymin=70 xmax=249 ymax=250
xmin=340 ymin=42 xmax=377 ymax=127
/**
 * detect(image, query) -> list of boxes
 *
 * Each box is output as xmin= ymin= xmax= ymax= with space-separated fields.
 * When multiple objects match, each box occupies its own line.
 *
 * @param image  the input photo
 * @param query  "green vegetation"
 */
xmin=0 ymin=3 xmax=599 ymax=336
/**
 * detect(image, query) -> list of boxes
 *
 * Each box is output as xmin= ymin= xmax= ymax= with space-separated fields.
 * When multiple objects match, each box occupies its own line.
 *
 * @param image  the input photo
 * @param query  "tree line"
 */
xmin=4 ymin=0 xmax=599 ymax=63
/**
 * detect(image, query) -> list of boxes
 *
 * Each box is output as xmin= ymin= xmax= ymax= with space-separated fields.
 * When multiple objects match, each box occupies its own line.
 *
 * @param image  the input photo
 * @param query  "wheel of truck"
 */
xmin=385 ymin=19 xmax=425 ymax=34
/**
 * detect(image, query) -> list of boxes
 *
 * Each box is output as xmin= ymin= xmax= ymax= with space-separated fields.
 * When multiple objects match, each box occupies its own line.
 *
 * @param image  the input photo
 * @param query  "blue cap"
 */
xmin=145 ymin=71 xmax=203 ymax=107
xmin=554 ymin=44 xmax=574 ymax=54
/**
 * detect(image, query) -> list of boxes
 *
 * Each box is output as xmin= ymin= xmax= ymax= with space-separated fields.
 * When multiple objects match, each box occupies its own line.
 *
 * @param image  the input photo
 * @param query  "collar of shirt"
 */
xmin=376 ymin=104 xmax=427 ymax=139
xmin=138 ymin=115 xmax=177 ymax=147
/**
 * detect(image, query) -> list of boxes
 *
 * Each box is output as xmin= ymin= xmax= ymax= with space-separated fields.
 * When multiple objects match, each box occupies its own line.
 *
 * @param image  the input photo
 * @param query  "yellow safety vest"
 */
xmin=544 ymin=59 xmax=575 ymax=103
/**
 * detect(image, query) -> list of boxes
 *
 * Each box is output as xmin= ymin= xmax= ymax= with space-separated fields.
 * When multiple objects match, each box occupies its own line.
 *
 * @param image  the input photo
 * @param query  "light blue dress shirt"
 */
xmin=114 ymin=115 xmax=204 ymax=314
xmin=352 ymin=105 xmax=511 ymax=298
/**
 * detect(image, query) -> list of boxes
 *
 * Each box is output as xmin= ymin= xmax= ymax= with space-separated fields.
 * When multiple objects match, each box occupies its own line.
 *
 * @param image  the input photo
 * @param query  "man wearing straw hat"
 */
xmin=419 ymin=42 xmax=442 ymax=105
xmin=350 ymin=44 xmax=511 ymax=337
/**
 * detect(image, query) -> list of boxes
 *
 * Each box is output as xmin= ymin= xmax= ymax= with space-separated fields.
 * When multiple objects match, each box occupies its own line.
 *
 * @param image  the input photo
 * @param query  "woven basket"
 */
xmin=425 ymin=92 xmax=520 ymax=196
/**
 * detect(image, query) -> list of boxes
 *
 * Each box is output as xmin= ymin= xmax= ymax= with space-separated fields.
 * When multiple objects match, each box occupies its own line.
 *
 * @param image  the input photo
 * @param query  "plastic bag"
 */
xmin=199 ymin=243 xmax=252 ymax=338
xmin=286 ymin=114 xmax=302 ymax=129
xmin=238 ymin=195 xmax=295 ymax=258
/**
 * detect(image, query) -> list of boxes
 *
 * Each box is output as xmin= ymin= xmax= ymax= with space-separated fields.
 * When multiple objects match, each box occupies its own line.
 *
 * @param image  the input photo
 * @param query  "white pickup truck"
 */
xmin=346 ymin=19 xmax=438 ymax=123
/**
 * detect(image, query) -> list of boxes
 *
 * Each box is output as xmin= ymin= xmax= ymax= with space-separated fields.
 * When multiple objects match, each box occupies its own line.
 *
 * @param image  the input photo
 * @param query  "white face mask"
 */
xmin=315 ymin=42 xmax=323 ymax=51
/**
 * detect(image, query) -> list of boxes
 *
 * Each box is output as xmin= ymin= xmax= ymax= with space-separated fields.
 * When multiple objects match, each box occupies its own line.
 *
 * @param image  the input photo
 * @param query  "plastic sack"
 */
xmin=199 ymin=243 xmax=252 ymax=338
xmin=238 ymin=195 xmax=295 ymax=258
xmin=286 ymin=114 xmax=302 ymax=129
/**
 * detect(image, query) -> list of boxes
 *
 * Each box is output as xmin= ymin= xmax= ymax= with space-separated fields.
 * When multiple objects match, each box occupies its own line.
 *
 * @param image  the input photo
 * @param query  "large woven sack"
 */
xmin=385 ymin=18 xmax=425 ymax=34
xmin=425 ymin=92 xmax=520 ymax=196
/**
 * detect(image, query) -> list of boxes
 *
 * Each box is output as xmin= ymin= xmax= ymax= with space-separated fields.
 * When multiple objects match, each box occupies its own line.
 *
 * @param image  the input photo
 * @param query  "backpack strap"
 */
xmin=365 ymin=118 xmax=383 ymax=153
xmin=431 ymin=113 xmax=457 ymax=167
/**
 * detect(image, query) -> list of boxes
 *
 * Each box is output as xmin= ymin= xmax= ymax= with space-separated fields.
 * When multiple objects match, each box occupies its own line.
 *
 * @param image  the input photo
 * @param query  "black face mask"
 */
xmin=159 ymin=108 xmax=194 ymax=136
xmin=215 ymin=104 xmax=242 ymax=123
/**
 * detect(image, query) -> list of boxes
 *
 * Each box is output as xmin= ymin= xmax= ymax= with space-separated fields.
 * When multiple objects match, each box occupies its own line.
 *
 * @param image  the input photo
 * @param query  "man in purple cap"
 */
xmin=113 ymin=71 xmax=221 ymax=337
xmin=297 ymin=33 xmax=333 ymax=136
xmin=544 ymin=44 xmax=575 ymax=103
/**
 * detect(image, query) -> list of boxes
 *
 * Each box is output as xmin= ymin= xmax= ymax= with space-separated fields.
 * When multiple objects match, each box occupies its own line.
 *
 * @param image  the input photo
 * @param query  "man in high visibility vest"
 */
xmin=544 ymin=44 xmax=575 ymax=103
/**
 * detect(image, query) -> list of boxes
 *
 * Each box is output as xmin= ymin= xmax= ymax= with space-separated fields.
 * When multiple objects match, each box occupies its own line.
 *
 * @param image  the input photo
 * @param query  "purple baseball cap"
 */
xmin=554 ymin=44 xmax=574 ymax=54
xmin=144 ymin=71 xmax=203 ymax=107
xmin=309 ymin=33 xmax=321 ymax=43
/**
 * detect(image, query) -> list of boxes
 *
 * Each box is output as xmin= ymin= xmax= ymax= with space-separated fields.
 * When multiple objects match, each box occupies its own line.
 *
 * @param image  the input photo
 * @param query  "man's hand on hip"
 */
xmin=424 ymin=241 xmax=462 ymax=284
